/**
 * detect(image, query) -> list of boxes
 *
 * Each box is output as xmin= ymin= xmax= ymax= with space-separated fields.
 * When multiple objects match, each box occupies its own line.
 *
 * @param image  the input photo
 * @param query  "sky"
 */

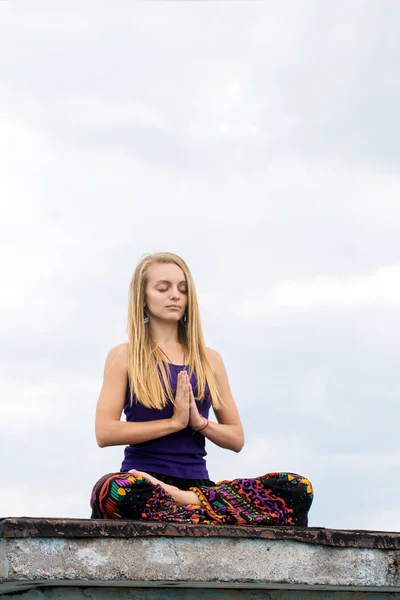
xmin=0 ymin=0 xmax=399 ymax=532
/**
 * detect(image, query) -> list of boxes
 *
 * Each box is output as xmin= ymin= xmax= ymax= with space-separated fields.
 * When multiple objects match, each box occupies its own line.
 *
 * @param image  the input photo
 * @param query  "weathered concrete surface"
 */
xmin=5 ymin=590 xmax=400 ymax=599
xmin=1 ymin=519 xmax=399 ymax=550
xmin=1 ymin=519 xmax=399 ymax=597
xmin=1 ymin=536 xmax=400 ymax=595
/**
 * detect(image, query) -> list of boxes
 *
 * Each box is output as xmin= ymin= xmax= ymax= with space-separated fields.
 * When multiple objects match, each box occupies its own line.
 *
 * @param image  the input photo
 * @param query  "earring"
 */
xmin=143 ymin=307 xmax=150 ymax=324
xmin=181 ymin=311 xmax=187 ymax=324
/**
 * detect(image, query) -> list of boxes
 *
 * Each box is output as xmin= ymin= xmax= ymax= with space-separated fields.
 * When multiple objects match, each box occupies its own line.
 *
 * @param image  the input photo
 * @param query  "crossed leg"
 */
xmin=90 ymin=470 xmax=314 ymax=524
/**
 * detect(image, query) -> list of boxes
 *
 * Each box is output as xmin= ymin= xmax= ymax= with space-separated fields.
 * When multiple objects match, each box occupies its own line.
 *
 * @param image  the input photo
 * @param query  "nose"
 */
xmin=170 ymin=287 xmax=180 ymax=301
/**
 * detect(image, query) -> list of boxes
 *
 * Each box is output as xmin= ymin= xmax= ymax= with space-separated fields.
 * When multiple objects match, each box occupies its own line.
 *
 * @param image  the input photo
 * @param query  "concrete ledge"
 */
xmin=1 ymin=518 xmax=400 ymax=549
xmin=3 ymin=592 xmax=400 ymax=600
xmin=1 ymin=519 xmax=399 ymax=597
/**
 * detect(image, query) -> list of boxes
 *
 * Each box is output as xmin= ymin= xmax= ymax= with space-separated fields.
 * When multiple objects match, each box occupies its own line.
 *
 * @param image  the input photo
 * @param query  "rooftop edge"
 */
xmin=1 ymin=518 xmax=399 ymax=549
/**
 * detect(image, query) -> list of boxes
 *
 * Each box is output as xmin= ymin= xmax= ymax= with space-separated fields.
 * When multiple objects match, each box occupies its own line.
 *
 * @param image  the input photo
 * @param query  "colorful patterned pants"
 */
xmin=90 ymin=471 xmax=313 ymax=526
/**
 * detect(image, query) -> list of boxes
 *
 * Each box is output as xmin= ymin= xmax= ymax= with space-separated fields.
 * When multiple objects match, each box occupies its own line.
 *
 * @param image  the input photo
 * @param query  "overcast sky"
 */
xmin=1 ymin=0 xmax=399 ymax=532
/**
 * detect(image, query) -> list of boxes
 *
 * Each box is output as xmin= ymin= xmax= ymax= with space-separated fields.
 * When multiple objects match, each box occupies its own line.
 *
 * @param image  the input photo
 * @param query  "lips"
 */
xmin=166 ymin=305 xmax=181 ymax=309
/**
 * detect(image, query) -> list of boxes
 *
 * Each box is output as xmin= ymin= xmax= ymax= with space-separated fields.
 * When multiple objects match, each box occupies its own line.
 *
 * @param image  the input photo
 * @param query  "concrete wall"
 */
xmin=2 ymin=536 xmax=400 ymax=591
xmin=6 ymin=589 xmax=400 ymax=599
xmin=1 ymin=518 xmax=399 ymax=598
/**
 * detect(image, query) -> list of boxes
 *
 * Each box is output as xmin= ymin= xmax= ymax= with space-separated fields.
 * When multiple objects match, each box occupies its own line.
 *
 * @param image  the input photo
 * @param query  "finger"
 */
xmin=183 ymin=383 xmax=190 ymax=403
xmin=181 ymin=381 xmax=188 ymax=400
xmin=180 ymin=371 xmax=188 ymax=390
xmin=177 ymin=372 xmax=185 ymax=394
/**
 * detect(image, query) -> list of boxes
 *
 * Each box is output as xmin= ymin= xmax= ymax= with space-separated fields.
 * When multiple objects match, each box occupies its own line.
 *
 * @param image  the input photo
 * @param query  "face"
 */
xmin=145 ymin=262 xmax=188 ymax=323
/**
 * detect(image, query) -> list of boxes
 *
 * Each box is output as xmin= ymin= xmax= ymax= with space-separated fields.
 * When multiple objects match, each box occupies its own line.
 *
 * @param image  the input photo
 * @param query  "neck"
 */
xmin=149 ymin=319 xmax=181 ymax=347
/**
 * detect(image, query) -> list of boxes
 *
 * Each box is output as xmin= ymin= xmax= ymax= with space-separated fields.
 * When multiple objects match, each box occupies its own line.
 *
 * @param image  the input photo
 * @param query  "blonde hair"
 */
xmin=127 ymin=252 xmax=221 ymax=410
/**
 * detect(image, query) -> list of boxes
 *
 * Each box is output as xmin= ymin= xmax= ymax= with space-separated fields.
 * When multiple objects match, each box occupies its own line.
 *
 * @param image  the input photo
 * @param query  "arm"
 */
xmin=190 ymin=349 xmax=244 ymax=453
xmin=95 ymin=344 xmax=190 ymax=448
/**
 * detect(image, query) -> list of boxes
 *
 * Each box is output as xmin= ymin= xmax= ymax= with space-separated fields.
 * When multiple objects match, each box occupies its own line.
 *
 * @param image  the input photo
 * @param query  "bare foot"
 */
xmin=129 ymin=469 xmax=162 ymax=487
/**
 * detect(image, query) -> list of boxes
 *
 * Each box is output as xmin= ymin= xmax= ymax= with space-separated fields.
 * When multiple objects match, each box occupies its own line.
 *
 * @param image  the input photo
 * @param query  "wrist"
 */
xmin=193 ymin=417 xmax=209 ymax=433
xmin=170 ymin=417 xmax=185 ymax=432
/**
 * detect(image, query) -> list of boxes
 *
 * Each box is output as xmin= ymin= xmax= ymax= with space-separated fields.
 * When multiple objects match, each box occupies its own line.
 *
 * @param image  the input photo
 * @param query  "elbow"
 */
xmin=96 ymin=433 xmax=107 ymax=448
xmin=233 ymin=442 xmax=244 ymax=453
xmin=95 ymin=417 xmax=119 ymax=448
xmin=95 ymin=425 xmax=111 ymax=448
xmin=233 ymin=434 xmax=245 ymax=453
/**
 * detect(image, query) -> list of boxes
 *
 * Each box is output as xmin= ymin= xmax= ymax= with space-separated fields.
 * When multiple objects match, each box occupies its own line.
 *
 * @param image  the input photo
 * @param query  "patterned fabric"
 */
xmin=119 ymin=470 xmax=215 ymax=490
xmin=90 ymin=471 xmax=313 ymax=526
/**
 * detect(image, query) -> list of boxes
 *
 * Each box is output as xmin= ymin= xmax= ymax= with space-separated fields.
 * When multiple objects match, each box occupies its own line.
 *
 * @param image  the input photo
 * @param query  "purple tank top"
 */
xmin=120 ymin=364 xmax=211 ymax=478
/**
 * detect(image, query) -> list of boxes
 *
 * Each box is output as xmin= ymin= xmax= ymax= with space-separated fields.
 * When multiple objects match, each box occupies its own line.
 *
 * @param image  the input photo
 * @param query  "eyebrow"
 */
xmin=155 ymin=280 xmax=187 ymax=285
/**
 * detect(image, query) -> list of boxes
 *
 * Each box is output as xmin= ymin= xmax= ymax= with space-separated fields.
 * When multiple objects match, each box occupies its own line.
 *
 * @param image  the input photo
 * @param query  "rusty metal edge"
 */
xmin=0 ymin=518 xmax=399 ymax=549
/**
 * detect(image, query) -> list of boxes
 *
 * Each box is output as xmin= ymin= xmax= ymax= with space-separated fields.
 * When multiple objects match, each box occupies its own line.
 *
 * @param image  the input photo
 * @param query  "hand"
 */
xmin=171 ymin=370 xmax=190 ymax=430
xmin=189 ymin=384 xmax=206 ymax=431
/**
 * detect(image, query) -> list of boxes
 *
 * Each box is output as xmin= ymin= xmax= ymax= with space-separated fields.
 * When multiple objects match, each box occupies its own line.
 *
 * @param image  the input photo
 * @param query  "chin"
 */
xmin=169 ymin=315 xmax=182 ymax=322
xmin=161 ymin=313 xmax=182 ymax=323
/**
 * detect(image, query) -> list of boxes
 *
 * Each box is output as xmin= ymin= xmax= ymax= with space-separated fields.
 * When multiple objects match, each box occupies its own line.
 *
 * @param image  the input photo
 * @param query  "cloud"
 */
xmin=0 ymin=373 xmax=99 ymax=433
xmin=242 ymin=265 xmax=400 ymax=314
xmin=1 ymin=0 xmax=399 ymax=533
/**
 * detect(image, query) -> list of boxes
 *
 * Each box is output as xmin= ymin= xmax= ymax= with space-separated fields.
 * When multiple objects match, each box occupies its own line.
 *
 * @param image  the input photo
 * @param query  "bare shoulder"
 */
xmin=205 ymin=347 xmax=224 ymax=373
xmin=104 ymin=342 xmax=128 ymax=376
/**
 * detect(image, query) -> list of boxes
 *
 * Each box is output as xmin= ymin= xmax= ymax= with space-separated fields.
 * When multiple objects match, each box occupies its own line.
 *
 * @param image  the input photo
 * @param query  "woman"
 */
xmin=90 ymin=252 xmax=313 ymax=526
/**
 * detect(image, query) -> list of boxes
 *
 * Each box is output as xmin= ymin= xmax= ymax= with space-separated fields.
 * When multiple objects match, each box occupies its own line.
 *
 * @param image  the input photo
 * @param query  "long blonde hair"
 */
xmin=127 ymin=252 xmax=221 ymax=410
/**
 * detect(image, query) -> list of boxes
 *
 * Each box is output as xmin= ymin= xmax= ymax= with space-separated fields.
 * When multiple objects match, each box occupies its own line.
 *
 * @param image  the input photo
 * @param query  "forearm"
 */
xmin=96 ymin=418 xmax=180 ymax=448
xmin=201 ymin=421 xmax=244 ymax=453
